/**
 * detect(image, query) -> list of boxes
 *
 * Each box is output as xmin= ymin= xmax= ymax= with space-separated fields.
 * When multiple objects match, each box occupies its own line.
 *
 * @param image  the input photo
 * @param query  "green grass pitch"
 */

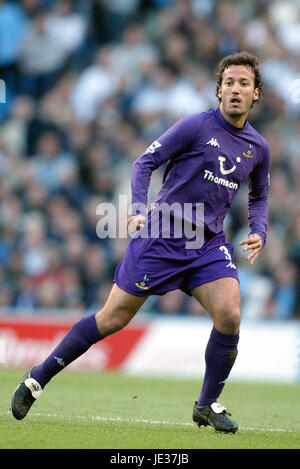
xmin=0 ymin=368 xmax=299 ymax=449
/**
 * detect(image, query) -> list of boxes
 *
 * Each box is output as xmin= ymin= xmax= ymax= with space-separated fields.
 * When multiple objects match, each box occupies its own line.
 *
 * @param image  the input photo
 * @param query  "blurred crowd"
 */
xmin=0 ymin=0 xmax=299 ymax=318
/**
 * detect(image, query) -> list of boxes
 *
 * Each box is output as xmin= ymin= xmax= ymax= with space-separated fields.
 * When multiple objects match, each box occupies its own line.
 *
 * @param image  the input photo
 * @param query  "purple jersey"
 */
xmin=131 ymin=107 xmax=270 ymax=246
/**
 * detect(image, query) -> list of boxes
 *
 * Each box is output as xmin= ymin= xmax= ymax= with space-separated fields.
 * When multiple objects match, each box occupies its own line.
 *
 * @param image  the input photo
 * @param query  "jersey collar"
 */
xmin=215 ymin=106 xmax=249 ymax=134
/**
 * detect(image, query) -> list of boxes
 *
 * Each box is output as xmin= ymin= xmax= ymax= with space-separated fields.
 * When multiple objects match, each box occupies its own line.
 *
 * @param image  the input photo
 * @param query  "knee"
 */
xmin=95 ymin=308 xmax=131 ymax=337
xmin=215 ymin=307 xmax=241 ymax=335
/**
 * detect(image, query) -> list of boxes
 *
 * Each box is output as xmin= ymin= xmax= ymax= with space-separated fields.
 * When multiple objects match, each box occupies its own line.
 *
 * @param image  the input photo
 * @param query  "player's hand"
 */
xmin=239 ymin=233 xmax=263 ymax=265
xmin=126 ymin=215 xmax=146 ymax=236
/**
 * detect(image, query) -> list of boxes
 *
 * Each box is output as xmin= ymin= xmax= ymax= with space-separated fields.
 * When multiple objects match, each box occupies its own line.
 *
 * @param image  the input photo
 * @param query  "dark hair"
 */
xmin=215 ymin=51 xmax=263 ymax=105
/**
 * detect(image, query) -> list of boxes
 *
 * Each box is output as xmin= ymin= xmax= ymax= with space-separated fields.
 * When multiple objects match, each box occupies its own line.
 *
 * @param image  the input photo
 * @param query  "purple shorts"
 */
xmin=114 ymin=232 xmax=239 ymax=297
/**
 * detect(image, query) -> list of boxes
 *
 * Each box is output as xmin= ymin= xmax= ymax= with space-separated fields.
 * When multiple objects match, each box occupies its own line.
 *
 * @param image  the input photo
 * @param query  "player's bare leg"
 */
xmin=191 ymin=277 xmax=241 ymax=334
xmin=191 ymin=277 xmax=240 ymax=433
xmin=95 ymin=284 xmax=147 ymax=337
xmin=11 ymin=284 xmax=147 ymax=420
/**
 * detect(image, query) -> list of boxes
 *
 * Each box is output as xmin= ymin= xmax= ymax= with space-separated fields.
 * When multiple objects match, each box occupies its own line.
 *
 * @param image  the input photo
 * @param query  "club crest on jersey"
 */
xmin=243 ymin=144 xmax=254 ymax=158
xmin=146 ymin=140 xmax=162 ymax=154
xmin=135 ymin=274 xmax=150 ymax=290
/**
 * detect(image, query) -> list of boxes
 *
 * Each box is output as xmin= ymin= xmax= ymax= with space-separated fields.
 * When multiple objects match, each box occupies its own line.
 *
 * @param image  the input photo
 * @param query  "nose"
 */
xmin=232 ymin=82 xmax=240 ymax=94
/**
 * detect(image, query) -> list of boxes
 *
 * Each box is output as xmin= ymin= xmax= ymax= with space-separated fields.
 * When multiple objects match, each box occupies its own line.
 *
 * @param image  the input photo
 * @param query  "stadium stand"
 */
xmin=0 ymin=0 xmax=299 ymax=318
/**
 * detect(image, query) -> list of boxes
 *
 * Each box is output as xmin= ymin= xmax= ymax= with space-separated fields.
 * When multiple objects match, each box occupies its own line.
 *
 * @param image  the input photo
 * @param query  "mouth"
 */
xmin=230 ymin=97 xmax=241 ymax=104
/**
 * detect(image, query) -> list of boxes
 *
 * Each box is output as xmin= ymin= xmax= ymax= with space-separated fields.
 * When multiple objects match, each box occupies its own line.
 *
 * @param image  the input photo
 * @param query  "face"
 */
xmin=218 ymin=65 xmax=260 ymax=118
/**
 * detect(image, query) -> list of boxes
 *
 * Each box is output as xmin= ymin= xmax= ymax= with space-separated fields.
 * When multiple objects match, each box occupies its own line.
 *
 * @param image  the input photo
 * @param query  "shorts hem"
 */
xmin=185 ymin=272 xmax=239 ymax=296
xmin=114 ymin=279 xmax=179 ymax=297
xmin=114 ymin=279 xmax=151 ymax=297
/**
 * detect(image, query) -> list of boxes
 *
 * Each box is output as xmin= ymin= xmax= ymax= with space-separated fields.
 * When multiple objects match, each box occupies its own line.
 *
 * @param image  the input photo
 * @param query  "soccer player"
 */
xmin=11 ymin=51 xmax=270 ymax=434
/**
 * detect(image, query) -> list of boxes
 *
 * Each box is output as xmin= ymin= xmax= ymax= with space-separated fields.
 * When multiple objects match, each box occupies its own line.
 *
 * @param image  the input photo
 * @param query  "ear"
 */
xmin=253 ymin=87 xmax=260 ymax=102
xmin=217 ymin=85 xmax=222 ymax=100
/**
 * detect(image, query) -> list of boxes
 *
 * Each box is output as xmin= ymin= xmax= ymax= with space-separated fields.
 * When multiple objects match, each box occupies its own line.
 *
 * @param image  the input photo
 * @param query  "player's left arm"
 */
xmin=239 ymin=233 xmax=263 ymax=265
xmin=239 ymin=141 xmax=270 ymax=265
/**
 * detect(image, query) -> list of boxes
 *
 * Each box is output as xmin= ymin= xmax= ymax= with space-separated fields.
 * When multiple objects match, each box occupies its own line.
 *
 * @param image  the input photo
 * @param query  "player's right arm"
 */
xmin=127 ymin=114 xmax=200 ymax=234
xmin=126 ymin=214 xmax=146 ymax=236
xmin=129 ymin=114 xmax=200 ymax=225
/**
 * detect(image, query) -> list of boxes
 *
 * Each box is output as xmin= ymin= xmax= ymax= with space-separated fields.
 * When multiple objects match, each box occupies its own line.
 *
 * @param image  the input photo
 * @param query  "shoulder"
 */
xmin=172 ymin=108 xmax=214 ymax=137
xmin=247 ymin=123 xmax=270 ymax=151
xmin=179 ymin=108 xmax=215 ymax=125
xmin=247 ymin=124 xmax=270 ymax=164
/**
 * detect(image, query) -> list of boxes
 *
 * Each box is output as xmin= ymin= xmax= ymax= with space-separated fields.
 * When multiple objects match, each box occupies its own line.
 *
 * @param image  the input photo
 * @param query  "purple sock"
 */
xmin=31 ymin=314 xmax=102 ymax=388
xmin=197 ymin=327 xmax=239 ymax=406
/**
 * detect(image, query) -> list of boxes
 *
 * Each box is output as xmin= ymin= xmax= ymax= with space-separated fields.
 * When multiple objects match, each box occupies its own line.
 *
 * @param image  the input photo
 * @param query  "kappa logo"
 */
xmin=54 ymin=356 xmax=66 ymax=368
xmin=206 ymin=137 xmax=220 ymax=148
xmin=30 ymin=382 xmax=41 ymax=393
xmin=218 ymin=379 xmax=227 ymax=385
xmin=145 ymin=140 xmax=162 ymax=154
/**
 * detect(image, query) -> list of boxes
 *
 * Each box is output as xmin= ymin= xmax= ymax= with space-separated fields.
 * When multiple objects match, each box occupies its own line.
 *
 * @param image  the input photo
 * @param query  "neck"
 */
xmin=220 ymin=103 xmax=248 ymax=128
